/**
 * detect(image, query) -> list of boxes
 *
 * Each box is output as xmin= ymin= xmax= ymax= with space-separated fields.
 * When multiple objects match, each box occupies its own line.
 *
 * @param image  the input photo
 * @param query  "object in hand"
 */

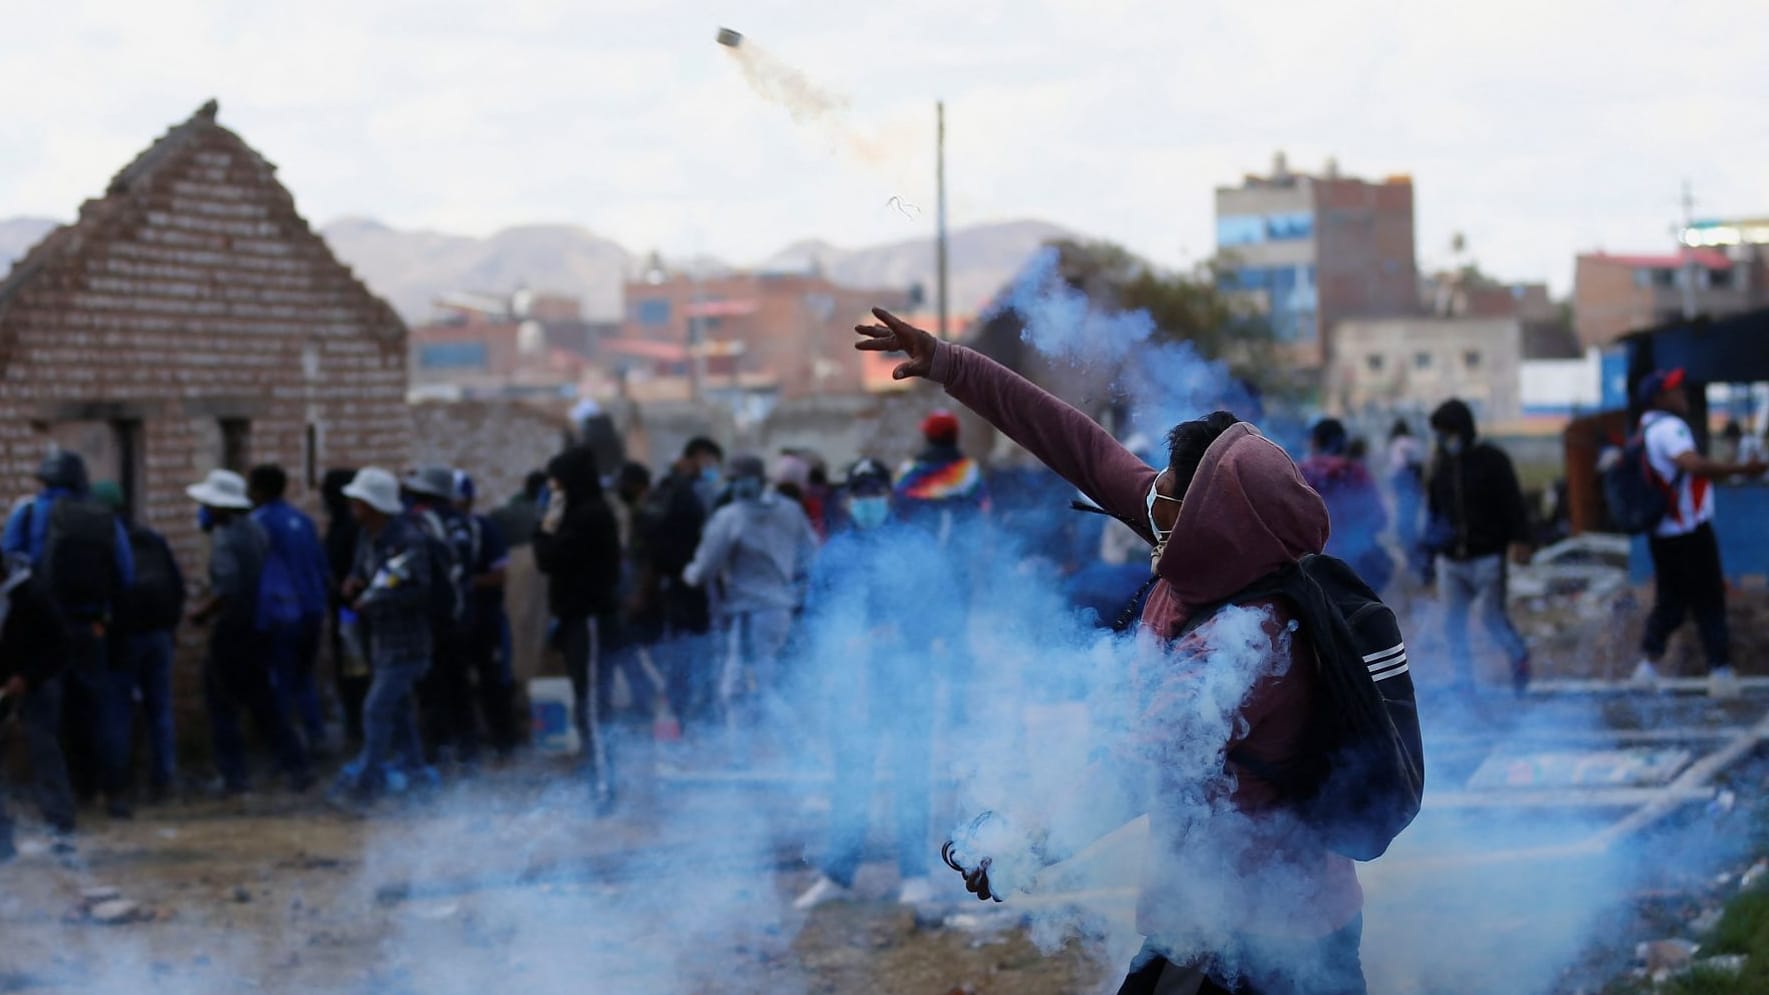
xmin=940 ymin=840 xmax=1001 ymax=903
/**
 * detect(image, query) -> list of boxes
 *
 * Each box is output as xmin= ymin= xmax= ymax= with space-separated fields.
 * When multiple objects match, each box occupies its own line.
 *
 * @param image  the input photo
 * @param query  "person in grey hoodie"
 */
xmin=683 ymin=454 xmax=819 ymax=733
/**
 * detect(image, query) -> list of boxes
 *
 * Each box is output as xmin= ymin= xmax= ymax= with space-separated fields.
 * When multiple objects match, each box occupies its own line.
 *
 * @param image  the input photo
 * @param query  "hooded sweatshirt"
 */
xmin=1425 ymin=399 xmax=1529 ymax=561
xmin=929 ymin=340 xmax=1360 ymax=943
xmin=533 ymin=447 xmax=621 ymax=621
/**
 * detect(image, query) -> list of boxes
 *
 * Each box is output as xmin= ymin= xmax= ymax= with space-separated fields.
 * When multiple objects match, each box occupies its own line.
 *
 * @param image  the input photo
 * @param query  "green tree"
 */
xmin=1043 ymin=239 xmax=1282 ymax=392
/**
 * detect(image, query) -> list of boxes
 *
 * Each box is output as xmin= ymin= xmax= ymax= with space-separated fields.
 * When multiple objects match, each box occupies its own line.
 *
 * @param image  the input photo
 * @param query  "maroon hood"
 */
xmin=1141 ymin=423 xmax=1330 ymax=636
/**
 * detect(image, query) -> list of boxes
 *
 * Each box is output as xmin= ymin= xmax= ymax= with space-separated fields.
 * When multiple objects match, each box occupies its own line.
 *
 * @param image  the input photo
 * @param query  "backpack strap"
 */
xmin=1110 ymin=574 xmax=1160 ymax=633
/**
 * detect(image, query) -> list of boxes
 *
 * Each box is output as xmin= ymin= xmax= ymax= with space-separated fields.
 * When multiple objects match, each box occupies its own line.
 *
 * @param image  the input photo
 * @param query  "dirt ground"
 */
xmin=0 ymin=755 xmax=1107 ymax=995
xmin=5 ymin=588 xmax=1767 ymax=993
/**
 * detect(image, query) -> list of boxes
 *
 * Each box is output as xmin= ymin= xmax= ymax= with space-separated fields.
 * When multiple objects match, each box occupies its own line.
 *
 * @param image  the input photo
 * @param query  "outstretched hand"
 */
xmin=853 ymin=308 xmax=938 ymax=381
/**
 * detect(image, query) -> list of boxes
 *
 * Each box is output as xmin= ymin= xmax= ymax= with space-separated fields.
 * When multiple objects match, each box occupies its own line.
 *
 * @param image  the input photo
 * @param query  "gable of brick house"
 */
xmin=0 ymin=99 xmax=412 ymax=628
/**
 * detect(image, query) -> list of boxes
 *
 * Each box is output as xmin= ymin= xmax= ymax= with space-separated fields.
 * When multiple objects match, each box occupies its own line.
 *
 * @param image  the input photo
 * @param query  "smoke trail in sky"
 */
xmin=721 ymin=38 xmax=887 ymax=166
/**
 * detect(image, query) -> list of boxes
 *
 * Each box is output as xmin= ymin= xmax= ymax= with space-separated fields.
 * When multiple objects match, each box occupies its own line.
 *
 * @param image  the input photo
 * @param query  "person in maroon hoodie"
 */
xmin=856 ymin=309 xmax=1365 ymax=995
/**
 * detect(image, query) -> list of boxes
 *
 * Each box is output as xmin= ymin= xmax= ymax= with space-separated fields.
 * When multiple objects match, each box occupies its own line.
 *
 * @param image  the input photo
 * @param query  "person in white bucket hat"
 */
xmin=186 ymin=469 xmax=310 ymax=794
xmin=331 ymin=468 xmax=437 ymax=805
xmin=184 ymin=469 xmax=253 ymax=512
xmin=341 ymin=467 xmax=404 ymax=516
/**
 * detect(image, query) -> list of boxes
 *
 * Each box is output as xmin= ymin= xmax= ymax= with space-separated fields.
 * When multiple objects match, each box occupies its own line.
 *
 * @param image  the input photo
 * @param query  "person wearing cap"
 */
xmin=93 ymin=481 xmax=185 ymax=804
xmin=1297 ymin=419 xmax=1393 ymax=594
xmin=1631 ymin=369 xmax=1767 ymax=697
xmin=402 ymin=465 xmax=480 ymax=768
xmin=1423 ymin=398 xmax=1533 ymax=696
xmin=334 ymin=467 xmax=435 ymax=802
xmin=248 ymin=464 xmax=333 ymax=753
xmin=894 ymin=410 xmax=989 ymax=726
xmin=187 ymin=469 xmax=310 ymax=795
xmin=683 ymin=453 xmax=819 ymax=744
xmin=2 ymin=452 xmax=135 ymax=830
xmin=453 ymin=471 xmax=516 ymax=758
xmin=794 ymin=458 xmax=939 ymax=910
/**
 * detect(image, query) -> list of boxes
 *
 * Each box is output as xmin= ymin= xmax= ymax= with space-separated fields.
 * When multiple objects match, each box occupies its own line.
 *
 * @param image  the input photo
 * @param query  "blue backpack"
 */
xmin=1602 ymin=435 xmax=1679 ymax=535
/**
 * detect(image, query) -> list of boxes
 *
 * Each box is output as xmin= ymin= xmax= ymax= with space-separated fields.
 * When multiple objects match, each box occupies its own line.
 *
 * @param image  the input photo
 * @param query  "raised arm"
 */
xmin=856 ymin=308 xmax=1156 ymax=537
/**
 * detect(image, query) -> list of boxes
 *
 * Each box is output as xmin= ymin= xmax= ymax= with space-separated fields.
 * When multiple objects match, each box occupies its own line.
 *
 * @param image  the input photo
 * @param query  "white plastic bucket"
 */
xmin=529 ymin=677 xmax=580 ymax=755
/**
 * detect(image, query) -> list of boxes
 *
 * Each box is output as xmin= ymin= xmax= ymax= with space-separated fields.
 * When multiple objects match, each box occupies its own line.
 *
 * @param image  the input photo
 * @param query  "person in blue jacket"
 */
xmin=249 ymin=464 xmax=334 ymax=752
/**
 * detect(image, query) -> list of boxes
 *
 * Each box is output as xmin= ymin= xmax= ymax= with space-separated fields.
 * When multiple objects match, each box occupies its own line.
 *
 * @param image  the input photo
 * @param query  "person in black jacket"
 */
xmin=0 ymin=554 xmax=67 ymax=860
xmin=321 ymin=468 xmax=368 ymax=744
xmin=1424 ymin=399 xmax=1532 ymax=695
xmin=533 ymin=447 xmax=621 ymax=813
xmin=644 ymin=440 xmax=720 ymax=722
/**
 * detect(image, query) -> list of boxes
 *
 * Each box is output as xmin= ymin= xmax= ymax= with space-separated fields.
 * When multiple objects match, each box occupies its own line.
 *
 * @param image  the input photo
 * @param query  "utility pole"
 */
xmin=1680 ymin=179 xmax=1699 ymax=320
xmin=936 ymin=101 xmax=950 ymax=341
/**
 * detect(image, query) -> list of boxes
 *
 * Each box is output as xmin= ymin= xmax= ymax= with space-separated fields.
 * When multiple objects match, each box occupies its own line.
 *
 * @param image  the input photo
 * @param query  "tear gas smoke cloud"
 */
xmin=990 ymin=245 xmax=1260 ymax=443
xmin=8 ymin=501 xmax=1740 ymax=993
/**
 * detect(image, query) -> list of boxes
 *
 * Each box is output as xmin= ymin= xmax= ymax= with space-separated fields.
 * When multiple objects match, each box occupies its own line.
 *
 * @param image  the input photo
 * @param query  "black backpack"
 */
xmin=123 ymin=526 xmax=185 ymax=632
xmin=28 ymin=498 xmax=121 ymax=621
xmin=1602 ymin=434 xmax=1679 ymax=535
xmin=413 ymin=509 xmax=466 ymax=631
xmin=1181 ymin=555 xmax=1425 ymax=861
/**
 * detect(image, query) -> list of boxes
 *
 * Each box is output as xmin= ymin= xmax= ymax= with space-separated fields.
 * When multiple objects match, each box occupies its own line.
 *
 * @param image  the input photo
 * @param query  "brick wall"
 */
xmin=0 ymin=104 xmax=412 ymax=720
xmin=410 ymin=400 xmax=571 ymax=507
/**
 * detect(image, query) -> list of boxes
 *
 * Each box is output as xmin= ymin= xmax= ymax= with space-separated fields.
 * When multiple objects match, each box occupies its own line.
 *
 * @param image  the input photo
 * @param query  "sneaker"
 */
xmin=792 ymin=874 xmax=847 ymax=911
xmin=1630 ymin=660 xmax=1663 ymax=689
xmin=897 ymin=876 xmax=934 ymax=905
xmin=1709 ymin=666 xmax=1742 ymax=701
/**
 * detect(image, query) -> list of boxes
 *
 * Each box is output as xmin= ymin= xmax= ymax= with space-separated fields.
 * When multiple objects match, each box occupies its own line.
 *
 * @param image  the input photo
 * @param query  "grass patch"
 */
xmin=1655 ymin=890 xmax=1769 ymax=994
xmin=1709 ymin=890 xmax=1769 ymax=956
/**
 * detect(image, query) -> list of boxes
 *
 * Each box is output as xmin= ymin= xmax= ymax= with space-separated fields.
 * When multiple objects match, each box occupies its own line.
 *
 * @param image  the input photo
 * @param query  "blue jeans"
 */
xmin=20 ymin=671 xmax=75 ymax=832
xmin=206 ymin=629 xmax=309 ymax=790
xmin=1439 ymin=553 xmax=1528 ymax=684
xmin=126 ymin=631 xmax=177 ymax=789
xmin=266 ymin=616 xmax=327 ymax=746
xmin=339 ymin=656 xmax=429 ymax=796
xmin=821 ymin=657 xmax=934 ymax=887
xmin=63 ymin=627 xmax=135 ymax=802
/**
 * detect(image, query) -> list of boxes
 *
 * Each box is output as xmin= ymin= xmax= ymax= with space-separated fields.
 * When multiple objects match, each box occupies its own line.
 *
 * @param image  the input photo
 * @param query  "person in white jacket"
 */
xmin=683 ymin=455 xmax=819 ymax=733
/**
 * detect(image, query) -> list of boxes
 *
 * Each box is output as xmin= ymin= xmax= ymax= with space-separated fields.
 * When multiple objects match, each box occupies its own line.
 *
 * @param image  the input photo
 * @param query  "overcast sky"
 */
xmin=3 ymin=0 xmax=1765 ymax=294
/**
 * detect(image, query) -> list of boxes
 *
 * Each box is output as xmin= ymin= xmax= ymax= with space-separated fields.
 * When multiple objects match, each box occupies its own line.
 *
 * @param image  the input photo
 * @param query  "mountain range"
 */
xmin=0 ymin=214 xmax=1069 ymax=325
xmin=1 ymin=208 xmax=1070 ymax=324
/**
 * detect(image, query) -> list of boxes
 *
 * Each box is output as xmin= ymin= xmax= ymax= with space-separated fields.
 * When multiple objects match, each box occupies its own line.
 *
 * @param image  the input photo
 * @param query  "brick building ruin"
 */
xmin=0 ymin=100 xmax=411 ymax=582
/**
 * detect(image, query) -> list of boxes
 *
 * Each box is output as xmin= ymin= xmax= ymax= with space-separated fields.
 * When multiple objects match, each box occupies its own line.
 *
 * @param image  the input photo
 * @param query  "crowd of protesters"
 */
xmin=0 ymin=351 xmax=1755 ymax=867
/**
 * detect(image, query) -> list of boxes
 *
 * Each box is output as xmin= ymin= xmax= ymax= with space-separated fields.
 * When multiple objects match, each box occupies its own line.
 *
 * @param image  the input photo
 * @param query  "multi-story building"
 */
xmin=1327 ymin=317 xmax=1524 ymax=428
xmin=1215 ymin=154 xmax=1418 ymax=365
xmin=408 ymin=289 xmax=614 ymax=402
xmin=1573 ymin=238 xmax=1769 ymax=348
xmin=618 ymin=267 xmax=912 ymax=404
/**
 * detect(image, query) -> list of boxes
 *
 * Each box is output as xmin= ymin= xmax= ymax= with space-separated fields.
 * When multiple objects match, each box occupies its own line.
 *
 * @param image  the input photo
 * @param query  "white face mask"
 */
xmin=1145 ymin=477 xmax=1181 ymax=572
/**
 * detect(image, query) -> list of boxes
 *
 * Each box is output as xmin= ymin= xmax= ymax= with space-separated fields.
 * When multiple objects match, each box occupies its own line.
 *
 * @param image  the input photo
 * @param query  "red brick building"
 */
xmin=0 ymin=100 xmax=411 ymax=571
xmin=409 ymin=290 xmax=613 ymax=402
xmin=1573 ymin=248 xmax=1768 ymax=347
xmin=1215 ymin=155 xmax=1419 ymax=367
xmin=619 ymin=268 xmax=913 ymax=401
